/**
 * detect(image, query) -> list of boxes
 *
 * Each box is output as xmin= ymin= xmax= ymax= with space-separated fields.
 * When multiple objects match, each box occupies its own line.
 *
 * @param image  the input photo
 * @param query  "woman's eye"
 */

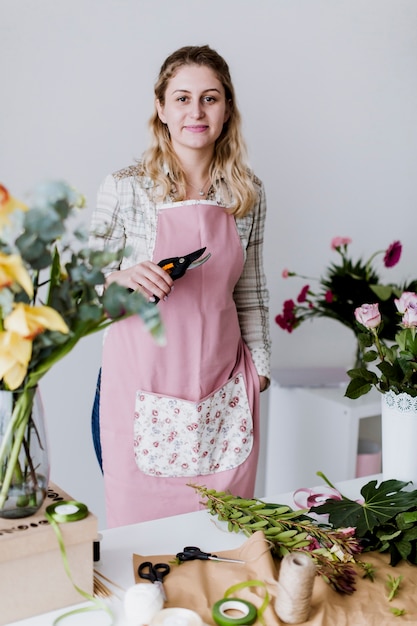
xmin=177 ymin=96 xmax=188 ymax=102
xmin=203 ymin=96 xmax=216 ymax=103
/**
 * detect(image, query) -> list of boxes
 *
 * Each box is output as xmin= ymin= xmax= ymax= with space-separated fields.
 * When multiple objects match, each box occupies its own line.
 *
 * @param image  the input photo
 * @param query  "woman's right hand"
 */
xmin=105 ymin=261 xmax=174 ymax=302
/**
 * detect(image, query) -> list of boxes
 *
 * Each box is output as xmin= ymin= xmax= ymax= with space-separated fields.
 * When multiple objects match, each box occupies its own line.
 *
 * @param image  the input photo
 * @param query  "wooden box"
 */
xmin=0 ymin=483 xmax=97 ymax=624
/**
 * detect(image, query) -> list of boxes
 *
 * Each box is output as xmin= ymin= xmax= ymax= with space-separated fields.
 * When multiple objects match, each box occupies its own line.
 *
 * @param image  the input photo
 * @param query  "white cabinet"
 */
xmin=263 ymin=368 xmax=381 ymax=496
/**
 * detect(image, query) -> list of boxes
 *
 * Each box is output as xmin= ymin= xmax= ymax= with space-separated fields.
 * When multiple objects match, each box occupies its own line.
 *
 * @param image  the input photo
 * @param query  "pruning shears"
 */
xmin=153 ymin=246 xmax=211 ymax=303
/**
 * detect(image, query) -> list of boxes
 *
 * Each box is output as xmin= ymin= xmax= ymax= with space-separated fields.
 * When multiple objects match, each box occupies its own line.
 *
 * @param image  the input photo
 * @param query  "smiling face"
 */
xmin=156 ymin=64 xmax=230 ymax=160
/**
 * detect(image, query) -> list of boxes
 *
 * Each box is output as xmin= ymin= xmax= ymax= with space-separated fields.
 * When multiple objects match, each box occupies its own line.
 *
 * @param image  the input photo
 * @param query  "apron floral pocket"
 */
xmin=133 ymin=373 xmax=253 ymax=478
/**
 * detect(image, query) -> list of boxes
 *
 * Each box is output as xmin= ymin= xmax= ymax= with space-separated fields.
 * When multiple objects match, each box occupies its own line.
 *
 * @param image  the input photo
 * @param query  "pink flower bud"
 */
xmin=354 ymin=303 xmax=381 ymax=329
xmin=395 ymin=292 xmax=417 ymax=314
xmin=402 ymin=302 xmax=417 ymax=328
xmin=331 ymin=236 xmax=352 ymax=250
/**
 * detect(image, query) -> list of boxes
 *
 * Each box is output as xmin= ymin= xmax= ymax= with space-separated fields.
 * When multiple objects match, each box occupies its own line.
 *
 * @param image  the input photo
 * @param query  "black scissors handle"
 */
xmin=176 ymin=546 xmax=212 ymax=561
xmin=138 ymin=561 xmax=170 ymax=583
xmin=176 ymin=546 xmax=245 ymax=564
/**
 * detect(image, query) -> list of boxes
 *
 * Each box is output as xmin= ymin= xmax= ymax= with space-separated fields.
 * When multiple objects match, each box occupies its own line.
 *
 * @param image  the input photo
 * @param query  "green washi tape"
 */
xmin=212 ymin=598 xmax=257 ymax=626
xmin=46 ymin=500 xmax=89 ymax=523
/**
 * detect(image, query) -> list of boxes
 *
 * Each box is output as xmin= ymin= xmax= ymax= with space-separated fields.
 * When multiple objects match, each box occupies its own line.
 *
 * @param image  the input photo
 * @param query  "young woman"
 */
xmin=89 ymin=45 xmax=271 ymax=528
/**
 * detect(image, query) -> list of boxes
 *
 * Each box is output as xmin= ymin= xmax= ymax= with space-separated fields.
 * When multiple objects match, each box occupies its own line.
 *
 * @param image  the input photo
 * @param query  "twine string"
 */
xmin=274 ymin=552 xmax=316 ymax=624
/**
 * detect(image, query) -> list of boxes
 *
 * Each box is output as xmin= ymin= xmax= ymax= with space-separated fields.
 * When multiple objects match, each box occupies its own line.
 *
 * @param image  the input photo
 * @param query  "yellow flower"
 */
xmin=4 ymin=303 xmax=69 ymax=339
xmin=0 ymin=184 xmax=28 ymax=228
xmin=0 ymin=253 xmax=34 ymax=298
xmin=0 ymin=331 xmax=32 ymax=390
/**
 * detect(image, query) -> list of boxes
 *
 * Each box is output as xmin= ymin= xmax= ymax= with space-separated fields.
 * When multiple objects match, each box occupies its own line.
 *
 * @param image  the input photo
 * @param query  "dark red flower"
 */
xmin=325 ymin=290 xmax=333 ymax=303
xmin=297 ymin=284 xmax=310 ymax=303
xmin=384 ymin=240 xmax=402 ymax=268
xmin=275 ymin=300 xmax=297 ymax=333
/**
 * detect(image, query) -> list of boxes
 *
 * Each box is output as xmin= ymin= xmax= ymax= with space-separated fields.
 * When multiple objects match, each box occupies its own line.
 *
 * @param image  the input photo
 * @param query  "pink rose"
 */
xmin=282 ymin=268 xmax=290 ymax=279
xmin=402 ymin=302 xmax=417 ymax=328
xmin=354 ymin=303 xmax=381 ymax=329
xmin=331 ymin=236 xmax=352 ymax=250
xmin=394 ymin=292 xmax=417 ymax=314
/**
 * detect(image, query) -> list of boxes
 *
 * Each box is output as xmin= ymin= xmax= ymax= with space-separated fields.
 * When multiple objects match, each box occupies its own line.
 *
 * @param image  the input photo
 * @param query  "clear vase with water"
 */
xmin=0 ymin=387 xmax=49 ymax=518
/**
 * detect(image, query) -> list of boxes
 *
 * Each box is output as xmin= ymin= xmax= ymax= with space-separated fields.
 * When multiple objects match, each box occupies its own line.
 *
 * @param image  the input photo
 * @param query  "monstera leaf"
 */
xmin=311 ymin=479 xmax=417 ymax=537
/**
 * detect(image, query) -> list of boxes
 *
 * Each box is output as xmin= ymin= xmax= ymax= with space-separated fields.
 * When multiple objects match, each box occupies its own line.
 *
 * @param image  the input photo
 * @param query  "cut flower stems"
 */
xmin=190 ymin=483 xmax=362 ymax=594
xmin=0 ymin=182 xmax=164 ymax=512
xmin=191 ymin=472 xmax=417 ymax=598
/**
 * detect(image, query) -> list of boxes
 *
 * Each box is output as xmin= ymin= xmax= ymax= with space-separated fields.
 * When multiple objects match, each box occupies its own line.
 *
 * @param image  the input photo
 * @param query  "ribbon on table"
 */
xmin=293 ymin=486 xmax=342 ymax=510
xmin=45 ymin=500 xmax=115 ymax=626
xmin=212 ymin=579 xmax=270 ymax=626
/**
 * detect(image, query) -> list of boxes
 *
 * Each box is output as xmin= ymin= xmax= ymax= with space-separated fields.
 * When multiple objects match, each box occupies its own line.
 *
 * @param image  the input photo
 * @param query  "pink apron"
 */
xmin=100 ymin=201 xmax=260 ymax=528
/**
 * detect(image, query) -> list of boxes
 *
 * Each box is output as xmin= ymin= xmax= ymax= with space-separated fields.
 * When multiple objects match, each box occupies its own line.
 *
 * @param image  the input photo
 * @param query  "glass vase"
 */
xmin=0 ymin=387 xmax=49 ymax=518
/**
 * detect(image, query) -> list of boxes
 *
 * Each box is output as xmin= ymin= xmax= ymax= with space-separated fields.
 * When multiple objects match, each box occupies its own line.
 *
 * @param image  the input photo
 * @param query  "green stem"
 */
xmin=364 ymin=249 xmax=384 ymax=281
xmin=0 ymin=388 xmax=36 ymax=509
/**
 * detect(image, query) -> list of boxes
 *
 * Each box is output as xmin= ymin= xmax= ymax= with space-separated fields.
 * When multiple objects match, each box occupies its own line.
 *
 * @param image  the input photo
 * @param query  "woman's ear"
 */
xmin=155 ymin=99 xmax=167 ymax=123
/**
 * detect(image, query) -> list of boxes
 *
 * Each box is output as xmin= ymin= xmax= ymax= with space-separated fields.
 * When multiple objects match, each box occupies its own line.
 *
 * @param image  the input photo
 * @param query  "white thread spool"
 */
xmin=274 ymin=552 xmax=316 ymax=624
xmin=124 ymin=583 xmax=164 ymax=625
xmin=150 ymin=607 xmax=203 ymax=626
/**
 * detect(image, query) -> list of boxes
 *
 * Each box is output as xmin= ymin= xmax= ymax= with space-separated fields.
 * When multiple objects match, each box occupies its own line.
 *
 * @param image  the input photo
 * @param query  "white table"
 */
xmin=11 ymin=475 xmax=379 ymax=626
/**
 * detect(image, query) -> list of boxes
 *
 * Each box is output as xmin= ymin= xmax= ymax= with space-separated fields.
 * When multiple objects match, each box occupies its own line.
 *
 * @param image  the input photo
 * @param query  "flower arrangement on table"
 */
xmin=0 ymin=182 xmax=163 ymax=513
xmin=275 ymin=237 xmax=416 ymax=363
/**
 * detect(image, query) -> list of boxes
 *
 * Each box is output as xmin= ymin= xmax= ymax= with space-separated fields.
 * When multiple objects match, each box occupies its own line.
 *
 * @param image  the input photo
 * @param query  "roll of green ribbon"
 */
xmin=45 ymin=500 xmax=89 ymax=523
xmin=212 ymin=598 xmax=257 ymax=626
xmin=45 ymin=499 xmax=114 ymax=626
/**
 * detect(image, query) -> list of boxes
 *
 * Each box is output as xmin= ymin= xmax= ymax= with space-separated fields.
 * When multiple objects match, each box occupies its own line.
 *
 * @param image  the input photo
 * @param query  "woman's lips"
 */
xmin=184 ymin=125 xmax=208 ymax=133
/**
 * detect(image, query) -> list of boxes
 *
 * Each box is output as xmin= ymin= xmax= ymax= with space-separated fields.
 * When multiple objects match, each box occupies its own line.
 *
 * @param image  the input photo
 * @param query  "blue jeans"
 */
xmin=91 ymin=369 xmax=103 ymax=473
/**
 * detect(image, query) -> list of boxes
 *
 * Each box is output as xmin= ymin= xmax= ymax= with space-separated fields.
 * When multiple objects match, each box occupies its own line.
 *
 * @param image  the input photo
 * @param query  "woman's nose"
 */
xmin=189 ymin=101 xmax=204 ymax=118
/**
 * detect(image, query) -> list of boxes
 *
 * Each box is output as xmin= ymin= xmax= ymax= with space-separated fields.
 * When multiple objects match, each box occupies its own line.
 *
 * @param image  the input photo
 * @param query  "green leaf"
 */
xmin=311 ymin=479 xmax=417 ymax=536
xmin=345 ymin=376 xmax=373 ymax=399
xmin=396 ymin=510 xmax=417 ymax=529
xmin=394 ymin=539 xmax=412 ymax=561
xmin=370 ymin=284 xmax=394 ymax=300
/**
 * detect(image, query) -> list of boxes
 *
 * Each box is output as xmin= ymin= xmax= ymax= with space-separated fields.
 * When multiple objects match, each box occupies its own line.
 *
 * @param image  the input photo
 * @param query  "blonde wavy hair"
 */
xmin=141 ymin=45 xmax=258 ymax=218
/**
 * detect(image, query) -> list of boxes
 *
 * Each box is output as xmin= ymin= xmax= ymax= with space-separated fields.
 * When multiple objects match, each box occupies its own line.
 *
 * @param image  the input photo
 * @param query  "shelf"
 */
xmin=264 ymin=368 xmax=382 ymax=496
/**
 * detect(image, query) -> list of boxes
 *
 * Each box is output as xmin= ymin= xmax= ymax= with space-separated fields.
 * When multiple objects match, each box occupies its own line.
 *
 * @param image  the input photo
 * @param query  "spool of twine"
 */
xmin=274 ymin=552 xmax=316 ymax=624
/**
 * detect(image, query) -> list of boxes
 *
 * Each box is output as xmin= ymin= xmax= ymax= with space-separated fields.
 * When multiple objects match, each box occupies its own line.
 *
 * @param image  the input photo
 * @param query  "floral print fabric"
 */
xmin=134 ymin=373 xmax=253 ymax=477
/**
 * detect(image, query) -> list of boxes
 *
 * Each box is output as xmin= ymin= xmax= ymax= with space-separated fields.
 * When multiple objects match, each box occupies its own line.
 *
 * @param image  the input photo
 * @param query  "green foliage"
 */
xmin=311 ymin=478 xmax=417 ymax=567
xmin=345 ymin=324 xmax=417 ymax=398
xmin=189 ymin=483 xmax=362 ymax=594
xmin=1 ymin=181 xmax=164 ymax=390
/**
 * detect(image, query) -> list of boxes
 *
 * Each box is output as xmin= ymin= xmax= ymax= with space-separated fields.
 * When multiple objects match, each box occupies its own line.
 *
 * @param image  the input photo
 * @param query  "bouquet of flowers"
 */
xmin=345 ymin=294 xmax=417 ymax=399
xmin=0 ymin=181 xmax=163 ymax=513
xmin=275 ymin=236 xmax=416 ymax=347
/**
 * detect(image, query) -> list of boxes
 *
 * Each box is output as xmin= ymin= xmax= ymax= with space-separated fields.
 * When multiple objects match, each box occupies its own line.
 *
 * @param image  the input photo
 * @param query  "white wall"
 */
xmin=1 ymin=0 xmax=416 ymax=527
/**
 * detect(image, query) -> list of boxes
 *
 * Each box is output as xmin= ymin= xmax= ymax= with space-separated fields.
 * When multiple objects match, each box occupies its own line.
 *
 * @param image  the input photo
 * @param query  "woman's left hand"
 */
xmin=259 ymin=376 xmax=268 ymax=392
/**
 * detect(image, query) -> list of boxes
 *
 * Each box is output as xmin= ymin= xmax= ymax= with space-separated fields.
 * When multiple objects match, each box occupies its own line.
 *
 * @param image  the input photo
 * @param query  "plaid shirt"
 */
xmin=89 ymin=164 xmax=271 ymax=383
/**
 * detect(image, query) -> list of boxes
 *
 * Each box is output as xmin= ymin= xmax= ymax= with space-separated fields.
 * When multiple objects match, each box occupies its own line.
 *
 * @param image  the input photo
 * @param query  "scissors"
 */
xmin=176 ymin=546 xmax=244 ymax=564
xmin=153 ymin=246 xmax=211 ymax=303
xmin=138 ymin=561 xmax=170 ymax=600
